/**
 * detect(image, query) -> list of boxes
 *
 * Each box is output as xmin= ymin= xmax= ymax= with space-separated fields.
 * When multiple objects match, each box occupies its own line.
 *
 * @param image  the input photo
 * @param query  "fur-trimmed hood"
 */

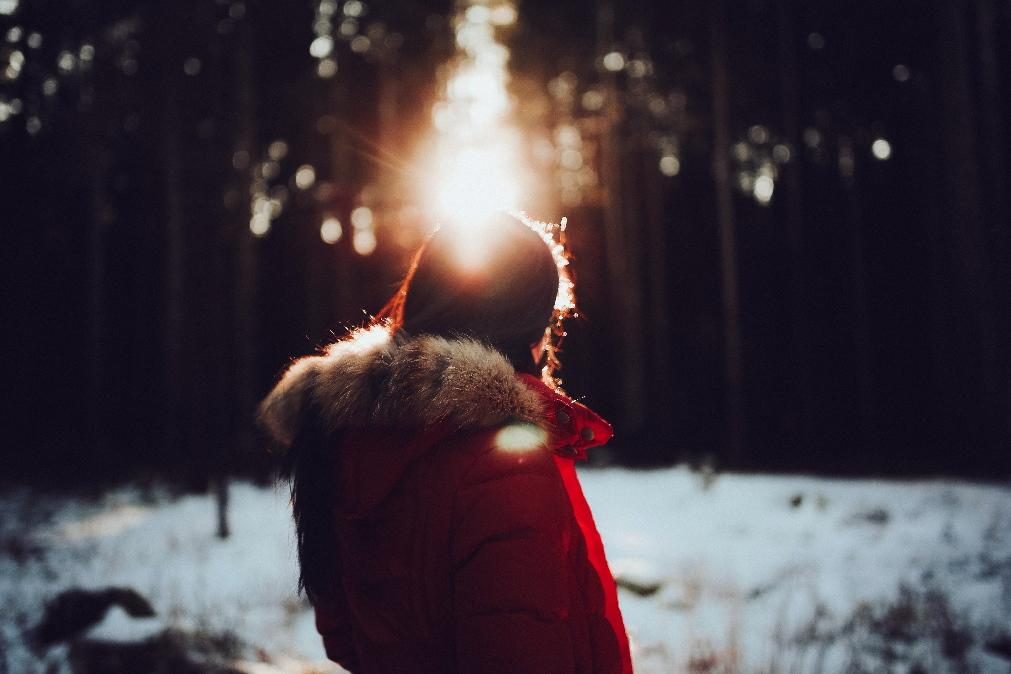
xmin=258 ymin=325 xmax=550 ymax=450
xmin=259 ymin=324 xmax=613 ymax=519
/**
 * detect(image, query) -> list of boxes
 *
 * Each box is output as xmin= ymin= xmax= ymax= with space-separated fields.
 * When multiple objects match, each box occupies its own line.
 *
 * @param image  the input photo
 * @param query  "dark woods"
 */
xmin=2 ymin=0 xmax=1009 ymax=485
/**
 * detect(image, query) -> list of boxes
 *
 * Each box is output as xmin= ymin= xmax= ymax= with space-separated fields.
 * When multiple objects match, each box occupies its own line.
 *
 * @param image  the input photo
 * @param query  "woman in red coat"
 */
xmin=259 ymin=213 xmax=633 ymax=673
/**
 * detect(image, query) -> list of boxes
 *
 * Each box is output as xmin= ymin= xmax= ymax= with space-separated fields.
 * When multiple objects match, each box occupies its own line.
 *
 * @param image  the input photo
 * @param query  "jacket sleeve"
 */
xmin=451 ymin=432 xmax=576 ymax=674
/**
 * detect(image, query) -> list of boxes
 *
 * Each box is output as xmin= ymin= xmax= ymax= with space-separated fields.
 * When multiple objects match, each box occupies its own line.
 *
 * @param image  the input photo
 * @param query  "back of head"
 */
xmin=271 ymin=212 xmax=565 ymax=603
xmin=397 ymin=213 xmax=560 ymax=374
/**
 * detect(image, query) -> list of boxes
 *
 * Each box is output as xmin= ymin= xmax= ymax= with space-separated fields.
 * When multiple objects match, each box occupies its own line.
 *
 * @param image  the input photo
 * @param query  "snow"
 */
xmin=583 ymin=469 xmax=1011 ymax=672
xmin=1 ymin=468 xmax=1009 ymax=673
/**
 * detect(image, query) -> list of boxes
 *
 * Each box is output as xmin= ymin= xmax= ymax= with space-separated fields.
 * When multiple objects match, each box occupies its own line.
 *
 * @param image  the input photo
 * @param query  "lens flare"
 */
xmin=494 ymin=423 xmax=548 ymax=453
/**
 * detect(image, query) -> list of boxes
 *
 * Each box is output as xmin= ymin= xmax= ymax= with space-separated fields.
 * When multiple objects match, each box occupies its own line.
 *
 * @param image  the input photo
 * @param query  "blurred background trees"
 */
xmin=2 ymin=0 xmax=1008 ymax=485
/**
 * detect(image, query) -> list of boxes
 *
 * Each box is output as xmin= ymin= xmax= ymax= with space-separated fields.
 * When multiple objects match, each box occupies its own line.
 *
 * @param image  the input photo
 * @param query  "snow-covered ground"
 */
xmin=1 ymin=468 xmax=1009 ymax=673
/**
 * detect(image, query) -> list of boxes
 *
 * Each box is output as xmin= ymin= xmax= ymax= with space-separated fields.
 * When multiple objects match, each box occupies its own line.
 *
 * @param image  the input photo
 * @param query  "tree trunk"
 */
xmin=85 ymin=121 xmax=109 ymax=463
xmin=162 ymin=32 xmax=185 ymax=462
xmin=221 ymin=12 xmax=261 ymax=539
xmin=838 ymin=138 xmax=875 ymax=459
xmin=709 ymin=0 xmax=746 ymax=467
xmin=775 ymin=0 xmax=814 ymax=453
xmin=934 ymin=0 xmax=999 ymax=454
xmin=597 ymin=0 xmax=647 ymax=438
xmin=328 ymin=74 xmax=357 ymax=328
xmin=644 ymin=131 xmax=672 ymax=430
xmin=974 ymin=0 xmax=1011 ymax=449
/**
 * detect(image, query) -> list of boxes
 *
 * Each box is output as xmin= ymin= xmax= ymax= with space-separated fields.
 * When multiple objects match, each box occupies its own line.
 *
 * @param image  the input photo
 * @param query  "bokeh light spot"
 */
xmin=494 ymin=423 xmax=547 ymax=453
xmin=320 ymin=216 xmax=343 ymax=244
xmin=310 ymin=35 xmax=333 ymax=58
xmin=317 ymin=57 xmax=337 ymax=78
xmin=295 ymin=165 xmax=316 ymax=190
xmin=754 ymin=174 xmax=775 ymax=205
xmin=602 ymin=50 xmax=625 ymax=72
xmin=352 ymin=229 xmax=377 ymax=255
xmin=659 ymin=155 xmax=681 ymax=177
xmin=871 ymin=138 xmax=892 ymax=160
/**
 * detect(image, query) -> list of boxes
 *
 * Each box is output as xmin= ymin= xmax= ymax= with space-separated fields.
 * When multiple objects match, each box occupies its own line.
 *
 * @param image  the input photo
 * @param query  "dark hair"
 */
xmin=282 ymin=405 xmax=338 ymax=602
xmin=380 ymin=212 xmax=561 ymax=374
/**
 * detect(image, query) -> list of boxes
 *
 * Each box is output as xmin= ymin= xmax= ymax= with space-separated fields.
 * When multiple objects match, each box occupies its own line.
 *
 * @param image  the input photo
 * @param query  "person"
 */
xmin=258 ymin=212 xmax=633 ymax=673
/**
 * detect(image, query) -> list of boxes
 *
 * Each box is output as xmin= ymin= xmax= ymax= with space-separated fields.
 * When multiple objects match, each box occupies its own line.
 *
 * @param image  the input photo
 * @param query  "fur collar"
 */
xmin=258 ymin=326 xmax=547 ymax=448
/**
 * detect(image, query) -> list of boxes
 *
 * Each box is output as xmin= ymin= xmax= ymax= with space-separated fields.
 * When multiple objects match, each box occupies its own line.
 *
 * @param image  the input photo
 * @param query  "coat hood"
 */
xmin=258 ymin=325 xmax=614 ymax=515
xmin=258 ymin=325 xmax=549 ymax=448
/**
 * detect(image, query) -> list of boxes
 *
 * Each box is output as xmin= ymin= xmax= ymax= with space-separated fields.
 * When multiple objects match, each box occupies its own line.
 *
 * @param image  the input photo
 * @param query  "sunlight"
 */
xmin=332 ymin=323 xmax=392 ymax=356
xmin=413 ymin=1 xmax=574 ymax=319
xmin=432 ymin=142 xmax=522 ymax=226
xmin=421 ymin=0 xmax=525 ymax=247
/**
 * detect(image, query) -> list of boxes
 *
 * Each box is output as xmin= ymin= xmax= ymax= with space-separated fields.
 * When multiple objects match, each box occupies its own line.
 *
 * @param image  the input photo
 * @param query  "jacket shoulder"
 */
xmin=445 ymin=422 xmax=559 ymax=485
xmin=446 ymin=422 xmax=571 ymax=558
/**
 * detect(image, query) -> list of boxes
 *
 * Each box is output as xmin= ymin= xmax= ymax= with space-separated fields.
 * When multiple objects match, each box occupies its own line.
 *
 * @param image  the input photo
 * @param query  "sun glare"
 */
xmin=417 ymin=1 xmax=573 ymax=315
xmin=432 ymin=143 xmax=521 ymax=224
xmin=422 ymin=1 xmax=524 ymax=240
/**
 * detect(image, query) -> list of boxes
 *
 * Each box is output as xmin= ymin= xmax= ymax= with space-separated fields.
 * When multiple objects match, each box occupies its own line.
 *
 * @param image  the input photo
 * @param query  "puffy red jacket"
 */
xmin=259 ymin=327 xmax=633 ymax=673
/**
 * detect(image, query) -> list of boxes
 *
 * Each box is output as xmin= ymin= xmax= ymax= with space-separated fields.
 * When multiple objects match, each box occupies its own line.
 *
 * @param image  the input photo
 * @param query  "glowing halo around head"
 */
xmin=432 ymin=209 xmax=577 ymax=389
xmin=509 ymin=211 xmax=575 ymax=316
xmin=413 ymin=0 xmax=574 ymax=387
xmin=515 ymin=211 xmax=577 ymax=390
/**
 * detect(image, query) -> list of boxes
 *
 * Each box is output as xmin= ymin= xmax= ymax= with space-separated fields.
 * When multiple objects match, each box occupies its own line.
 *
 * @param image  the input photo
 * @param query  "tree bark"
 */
xmin=934 ymin=0 xmax=999 ymax=452
xmin=838 ymin=138 xmax=875 ymax=459
xmin=162 ymin=27 xmax=185 ymax=462
xmin=775 ymin=0 xmax=814 ymax=453
xmin=221 ymin=12 xmax=261 ymax=538
xmin=597 ymin=0 xmax=647 ymax=438
xmin=974 ymin=0 xmax=1011 ymax=449
xmin=85 ymin=120 xmax=109 ymax=462
xmin=709 ymin=0 xmax=746 ymax=467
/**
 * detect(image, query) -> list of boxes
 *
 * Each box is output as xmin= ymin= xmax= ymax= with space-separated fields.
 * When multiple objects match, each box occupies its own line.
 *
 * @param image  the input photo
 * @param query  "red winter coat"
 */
xmin=259 ymin=327 xmax=633 ymax=674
